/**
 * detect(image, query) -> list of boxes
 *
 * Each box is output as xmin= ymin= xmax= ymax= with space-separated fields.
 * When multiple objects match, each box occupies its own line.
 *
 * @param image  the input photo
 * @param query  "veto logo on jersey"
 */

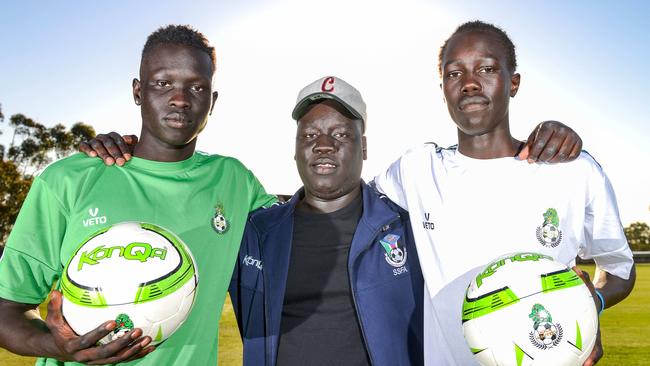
xmin=422 ymin=212 xmax=435 ymax=230
xmin=83 ymin=207 xmax=107 ymax=227
xmin=536 ymin=208 xmax=563 ymax=248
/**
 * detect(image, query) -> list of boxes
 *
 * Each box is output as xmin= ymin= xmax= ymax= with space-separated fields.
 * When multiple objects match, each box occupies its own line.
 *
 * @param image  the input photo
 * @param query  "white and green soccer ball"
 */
xmin=61 ymin=222 xmax=198 ymax=345
xmin=462 ymin=252 xmax=598 ymax=366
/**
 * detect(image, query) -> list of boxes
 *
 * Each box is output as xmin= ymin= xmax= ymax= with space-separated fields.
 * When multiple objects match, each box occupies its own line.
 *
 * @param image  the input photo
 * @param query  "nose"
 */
xmin=461 ymin=74 xmax=481 ymax=95
xmin=313 ymin=134 xmax=337 ymax=154
xmin=169 ymin=88 xmax=191 ymax=110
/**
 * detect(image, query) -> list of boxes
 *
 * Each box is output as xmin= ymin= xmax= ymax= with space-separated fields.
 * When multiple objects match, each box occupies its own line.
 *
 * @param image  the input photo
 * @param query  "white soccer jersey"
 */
xmin=374 ymin=144 xmax=633 ymax=366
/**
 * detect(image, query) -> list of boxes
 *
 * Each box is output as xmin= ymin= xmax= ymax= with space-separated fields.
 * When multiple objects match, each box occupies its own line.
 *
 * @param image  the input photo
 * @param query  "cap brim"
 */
xmin=292 ymin=92 xmax=364 ymax=122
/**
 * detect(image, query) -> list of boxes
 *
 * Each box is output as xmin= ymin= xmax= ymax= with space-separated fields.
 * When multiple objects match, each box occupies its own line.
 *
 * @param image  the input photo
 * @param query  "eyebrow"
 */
xmin=443 ymin=56 xmax=499 ymax=68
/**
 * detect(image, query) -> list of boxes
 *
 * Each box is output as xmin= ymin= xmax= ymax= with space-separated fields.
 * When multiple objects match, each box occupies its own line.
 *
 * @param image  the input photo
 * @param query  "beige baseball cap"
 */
xmin=292 ymin=76 xmax=367 ymax=130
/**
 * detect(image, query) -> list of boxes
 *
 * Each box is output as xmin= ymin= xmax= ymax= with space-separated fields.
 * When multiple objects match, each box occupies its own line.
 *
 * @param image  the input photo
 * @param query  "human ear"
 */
xmin=209 ymin=91 xmax=219 ymax=115
xmin=132 ymin=78 xmax=142 ymax=105
xmin=510 ymin=73 xmax=521 ymax=97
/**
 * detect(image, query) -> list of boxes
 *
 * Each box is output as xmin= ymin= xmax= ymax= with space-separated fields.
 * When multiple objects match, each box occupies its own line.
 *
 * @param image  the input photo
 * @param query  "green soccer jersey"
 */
xmin=0 ymin=152 xmax=276 ymax=366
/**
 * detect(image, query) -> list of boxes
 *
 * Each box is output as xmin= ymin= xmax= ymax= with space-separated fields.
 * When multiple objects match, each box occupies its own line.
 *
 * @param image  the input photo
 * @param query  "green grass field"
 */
xmin=2 ymin=264 xmax=648 ymax=365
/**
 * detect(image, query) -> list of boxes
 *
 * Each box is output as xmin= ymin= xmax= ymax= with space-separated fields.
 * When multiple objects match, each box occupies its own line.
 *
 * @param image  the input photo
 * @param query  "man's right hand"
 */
xmin=45 ymin=290 xmax=154 ymax=364
xmin=79 ymin=132 xmax=137 ymax=166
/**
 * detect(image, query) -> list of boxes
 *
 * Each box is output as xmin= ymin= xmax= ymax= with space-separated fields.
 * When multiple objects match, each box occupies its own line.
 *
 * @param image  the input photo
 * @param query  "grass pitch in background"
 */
xmin=1 ymin=264 xmax=648 ymax=365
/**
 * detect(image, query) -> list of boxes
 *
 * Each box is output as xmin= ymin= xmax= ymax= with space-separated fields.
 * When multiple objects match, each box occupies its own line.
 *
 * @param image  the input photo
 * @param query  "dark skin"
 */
xmin=0 ymin=43 xmax=218 ymax=364
xmin=442 ymin=31 xmax=521 ymax=159
xmin=441 ymin=29 xmax=636 ymax=365
xmin=294 ymin=100 xmax=367 ymax=213
xmin=133 ymin=44 xmax=218 ymax=161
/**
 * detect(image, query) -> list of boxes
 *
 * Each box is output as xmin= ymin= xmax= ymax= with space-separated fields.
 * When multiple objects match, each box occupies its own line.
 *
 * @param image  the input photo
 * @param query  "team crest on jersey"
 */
xmin=528 ymin=304 xmax=563 ymax=349
xmin=380 ymin=233 xmax=407 ymax=268
xmin=536 ymin=208 xmax=562 ymax=248
xmin=212 ymin=203 xmax=229 ymax=234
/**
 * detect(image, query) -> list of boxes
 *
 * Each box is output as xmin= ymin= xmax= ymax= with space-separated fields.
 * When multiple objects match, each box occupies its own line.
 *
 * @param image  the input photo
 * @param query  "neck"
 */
xmin=133 ymin=137 xmax=197 ymax=162
xmin=297 ymin=184 xmax=361 ymax=214
xmin=457 ymin=118 xmax=522 ymax=159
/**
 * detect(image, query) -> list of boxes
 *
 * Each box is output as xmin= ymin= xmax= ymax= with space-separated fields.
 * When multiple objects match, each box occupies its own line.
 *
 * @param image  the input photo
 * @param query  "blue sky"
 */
xmin=1 ymin=0 xmax=648 ymax=224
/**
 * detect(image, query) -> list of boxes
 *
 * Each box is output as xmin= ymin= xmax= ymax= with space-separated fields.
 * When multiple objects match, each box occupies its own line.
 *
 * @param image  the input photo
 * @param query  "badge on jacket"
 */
xmin=380 ymin=233 xmax=407 ymax=267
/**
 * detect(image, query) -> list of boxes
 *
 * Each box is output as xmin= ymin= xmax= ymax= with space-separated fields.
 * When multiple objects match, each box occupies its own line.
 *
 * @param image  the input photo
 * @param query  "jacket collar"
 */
xmin=247 ymin=187 xmax=301 ymax=234
xmin=249 ymin=180 xmax=401 ymax=235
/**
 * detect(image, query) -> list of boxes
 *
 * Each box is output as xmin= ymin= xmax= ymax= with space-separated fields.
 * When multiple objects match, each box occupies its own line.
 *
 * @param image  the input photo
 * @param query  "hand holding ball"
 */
xmin=61 ymin=222 xmax=199 ymax=345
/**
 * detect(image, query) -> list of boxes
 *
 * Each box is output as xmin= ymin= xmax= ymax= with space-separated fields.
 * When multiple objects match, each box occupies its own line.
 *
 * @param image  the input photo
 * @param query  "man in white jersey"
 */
xmin=374 ymin=21 xmax=636 ymax=366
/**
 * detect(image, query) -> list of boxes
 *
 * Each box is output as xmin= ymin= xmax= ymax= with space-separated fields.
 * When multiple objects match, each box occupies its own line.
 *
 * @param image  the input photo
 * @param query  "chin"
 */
xmin=306 ymin=183 xmax=344 ymax=199
xmin=456 ymin=119 xmax=494 ymax=135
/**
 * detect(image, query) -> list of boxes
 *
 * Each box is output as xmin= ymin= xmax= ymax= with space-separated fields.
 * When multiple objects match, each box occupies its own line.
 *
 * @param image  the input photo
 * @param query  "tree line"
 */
xmin=0 ymin=103 xmax=95 ymax=244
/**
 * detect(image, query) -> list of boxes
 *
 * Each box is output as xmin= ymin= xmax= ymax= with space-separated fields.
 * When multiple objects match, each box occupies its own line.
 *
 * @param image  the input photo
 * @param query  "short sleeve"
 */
xmin=246 ymin=170 xmax=277 ymax=212
xmin=373 ymin=156 xmax=409 ymax=210
xmin=0 ymin=177 xmax=68 ymax=304
xmin=578 ymin=160 xmax=633 ymax=280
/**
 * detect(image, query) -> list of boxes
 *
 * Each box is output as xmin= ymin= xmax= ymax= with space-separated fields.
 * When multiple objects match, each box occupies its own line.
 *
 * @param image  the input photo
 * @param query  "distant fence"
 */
xmin=577 ymin=251 xmax=650 ymax=264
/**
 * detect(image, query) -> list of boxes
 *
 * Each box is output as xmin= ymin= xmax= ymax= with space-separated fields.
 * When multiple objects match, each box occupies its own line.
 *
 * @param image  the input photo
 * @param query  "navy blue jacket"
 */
xmin=229 ymin=182 xmax=424 ymax=365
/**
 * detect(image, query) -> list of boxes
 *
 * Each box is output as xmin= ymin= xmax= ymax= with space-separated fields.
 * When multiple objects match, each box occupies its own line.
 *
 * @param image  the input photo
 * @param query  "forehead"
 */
xmin=140 ymin=44 xmax=214 ymax=78
xmin=297 ymin=101 xmax=362 ymax=130
xmin=443 ymin=30 xmax=508 ymax=66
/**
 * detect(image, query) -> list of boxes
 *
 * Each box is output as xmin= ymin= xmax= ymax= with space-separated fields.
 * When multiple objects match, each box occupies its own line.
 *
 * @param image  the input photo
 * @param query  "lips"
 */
xmin=163 ymin=112 xmax=190 ymax=128
xmin=311 ymin=158 xmax=338 ymax=174
xmin=459 ymin=96 xmax=490 ymax=111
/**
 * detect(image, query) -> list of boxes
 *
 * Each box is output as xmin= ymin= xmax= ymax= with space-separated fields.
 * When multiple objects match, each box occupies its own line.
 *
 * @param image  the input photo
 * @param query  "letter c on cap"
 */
xmin=321 ymin=76 xmax=335 ymax=92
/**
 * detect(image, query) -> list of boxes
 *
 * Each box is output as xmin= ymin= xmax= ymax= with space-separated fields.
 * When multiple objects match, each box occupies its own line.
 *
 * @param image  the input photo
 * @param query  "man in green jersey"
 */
xmin=0 ymin=25 xmax=275 ymax=365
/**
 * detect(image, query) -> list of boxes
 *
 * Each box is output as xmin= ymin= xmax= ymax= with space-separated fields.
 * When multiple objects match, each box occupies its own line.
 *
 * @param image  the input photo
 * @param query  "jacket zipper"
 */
xmin=348 ymin=215 xmax=400 ymax=365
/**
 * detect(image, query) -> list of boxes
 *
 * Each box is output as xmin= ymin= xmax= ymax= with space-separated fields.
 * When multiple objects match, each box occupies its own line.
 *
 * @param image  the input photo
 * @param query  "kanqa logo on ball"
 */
xmin=536 ymin=208 xmax=563 ymax=248
xmin=380 ymin=233 xmax=407 ymax=268
xmin=475 ymin=252 xmax=553 ymax=288
xmin=212 ymin=202 xmax=229 ymax=234
xmin=77 ymin=243 xmax=168 ymax=271
xmin=528 ymin=303 xmax=563 ymax=349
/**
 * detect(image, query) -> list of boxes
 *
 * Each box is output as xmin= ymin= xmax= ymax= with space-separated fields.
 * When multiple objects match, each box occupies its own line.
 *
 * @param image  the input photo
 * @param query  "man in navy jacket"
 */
xmin=229 ymin=76 xmax=425 ymax=366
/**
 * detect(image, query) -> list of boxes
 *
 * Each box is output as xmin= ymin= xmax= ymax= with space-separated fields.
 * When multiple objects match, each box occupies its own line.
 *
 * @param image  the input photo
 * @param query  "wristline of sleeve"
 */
xmin=594 ymin=289 xmax=606 ymax=315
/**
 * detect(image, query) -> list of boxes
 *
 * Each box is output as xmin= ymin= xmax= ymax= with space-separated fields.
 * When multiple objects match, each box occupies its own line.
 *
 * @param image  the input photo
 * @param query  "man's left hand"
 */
xmin=518 ymin=121 xmax=582 ymax=163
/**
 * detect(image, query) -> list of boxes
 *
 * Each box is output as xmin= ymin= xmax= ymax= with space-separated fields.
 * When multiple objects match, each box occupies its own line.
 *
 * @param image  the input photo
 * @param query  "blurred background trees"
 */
xmin=0 ymin=103 xmax=95 ymax=244
xmin=625 ymin=222 xmax=650 ymax=252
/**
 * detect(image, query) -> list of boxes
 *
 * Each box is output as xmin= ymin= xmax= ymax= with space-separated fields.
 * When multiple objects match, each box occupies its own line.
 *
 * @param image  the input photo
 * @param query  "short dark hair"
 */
xmin=438 ymin=20 xmax=517 ymax=77
xmin=142 ymin=24 xmax=216 ymax=70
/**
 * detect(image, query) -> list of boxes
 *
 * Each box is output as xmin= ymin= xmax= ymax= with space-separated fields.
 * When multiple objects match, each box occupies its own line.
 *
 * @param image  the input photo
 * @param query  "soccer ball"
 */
xmin=61 ymin=222 xmax=199 ymax=345
xmin=390 ymin=248 xmax=404 ymax=262
xmin=462 ymin=252 xmax=598 ymax=366
xmin=542 ymin=225 xmax=559 ymax=243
